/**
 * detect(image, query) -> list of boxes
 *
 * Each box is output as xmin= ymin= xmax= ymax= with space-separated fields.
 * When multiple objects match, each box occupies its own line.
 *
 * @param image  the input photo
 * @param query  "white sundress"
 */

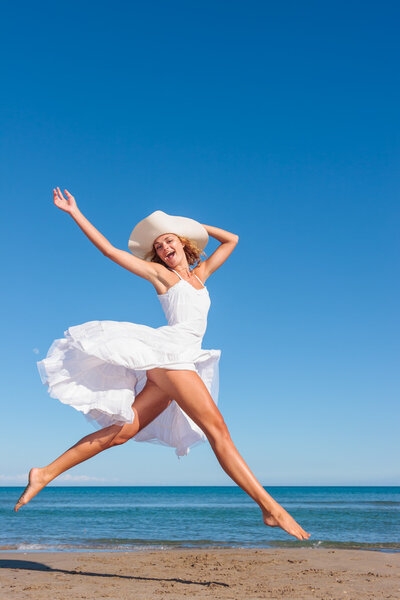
xmin=37 ymin=269 xmax=221 ymax=456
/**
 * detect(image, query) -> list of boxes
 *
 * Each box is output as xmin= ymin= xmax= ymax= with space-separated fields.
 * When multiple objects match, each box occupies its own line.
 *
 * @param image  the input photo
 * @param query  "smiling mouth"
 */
xmin=165 ymin=251 xmax=175 ymax=260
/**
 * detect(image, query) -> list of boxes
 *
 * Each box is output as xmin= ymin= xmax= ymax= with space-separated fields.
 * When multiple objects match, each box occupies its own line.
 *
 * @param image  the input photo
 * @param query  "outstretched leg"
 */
xmin=147 ymin=368 xmax=310 ymax=541
xmin=14 ymin=380 xmax=172 ymax=511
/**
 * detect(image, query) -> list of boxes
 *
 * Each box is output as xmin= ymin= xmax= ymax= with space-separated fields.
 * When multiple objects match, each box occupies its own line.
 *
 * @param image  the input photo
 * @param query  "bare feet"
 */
xmin=14 ymin=468 xmax=48 ymax=512
xmin=262 ymin=503 xmax=310 ymax=541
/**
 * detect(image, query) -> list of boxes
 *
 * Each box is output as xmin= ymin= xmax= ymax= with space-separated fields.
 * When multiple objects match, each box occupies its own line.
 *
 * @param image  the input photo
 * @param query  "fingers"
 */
xmin=56 ymin=186 xmax=67 ymax=202
xmin=53 ymin=187 xmax=67 ymax=210
xmin=53 ymin=187 xmax=76 ymax=212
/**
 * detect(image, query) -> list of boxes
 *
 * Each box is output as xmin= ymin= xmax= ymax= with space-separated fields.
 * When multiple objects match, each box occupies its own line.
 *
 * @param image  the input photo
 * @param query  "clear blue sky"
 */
xmin=1 ymin=1 xmax=398 ymax=486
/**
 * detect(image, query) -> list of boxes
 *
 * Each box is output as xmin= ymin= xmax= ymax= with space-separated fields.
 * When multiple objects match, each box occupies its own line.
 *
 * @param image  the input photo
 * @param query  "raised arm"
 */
xmin=53 ymin=188 xmax=159 ymax=282
xmin=197 ymin=223 xmax=239 ymax=280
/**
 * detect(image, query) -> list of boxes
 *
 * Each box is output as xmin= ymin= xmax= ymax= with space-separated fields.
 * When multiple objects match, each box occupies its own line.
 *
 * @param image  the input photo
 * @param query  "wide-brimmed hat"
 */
xmin=128 ymin=210 xmax=209 ymax=260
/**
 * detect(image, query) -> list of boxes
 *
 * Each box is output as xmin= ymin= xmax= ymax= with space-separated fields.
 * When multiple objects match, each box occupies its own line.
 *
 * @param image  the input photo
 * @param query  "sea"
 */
xmin=1 ymin=486 xmax=399 ymax=553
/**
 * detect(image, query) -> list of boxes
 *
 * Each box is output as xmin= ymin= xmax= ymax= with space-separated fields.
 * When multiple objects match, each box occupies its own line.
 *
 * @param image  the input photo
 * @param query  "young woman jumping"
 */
xmin=15 ymin=187 xmax=310 ymax=542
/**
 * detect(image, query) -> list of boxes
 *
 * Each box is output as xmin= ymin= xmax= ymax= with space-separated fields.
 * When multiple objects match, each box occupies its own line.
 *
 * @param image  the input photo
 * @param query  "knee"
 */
xmin=207 ymin=415 xmax=231 ymax=445
xmin=110 ymin=435 xmax=128 ymax=447
xmin=109 ymin=424 xmax=136 ymax=447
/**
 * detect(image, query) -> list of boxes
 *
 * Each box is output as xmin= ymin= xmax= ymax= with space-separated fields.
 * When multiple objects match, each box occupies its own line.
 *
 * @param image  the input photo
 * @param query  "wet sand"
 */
xmin=1 ymin=548 xmax=399 ymax=599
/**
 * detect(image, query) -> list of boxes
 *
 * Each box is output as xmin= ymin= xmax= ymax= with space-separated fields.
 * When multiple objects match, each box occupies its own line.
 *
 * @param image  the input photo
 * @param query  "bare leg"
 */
xmin=14 ymin=380 xmax=172 ymax=511
xmin=147 ymin=368 xmax=310 ymax=541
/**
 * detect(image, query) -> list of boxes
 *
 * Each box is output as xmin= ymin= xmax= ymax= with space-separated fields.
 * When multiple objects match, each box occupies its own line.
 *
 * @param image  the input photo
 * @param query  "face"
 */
xmin=153 ymin=233 xmax=185 ymax=267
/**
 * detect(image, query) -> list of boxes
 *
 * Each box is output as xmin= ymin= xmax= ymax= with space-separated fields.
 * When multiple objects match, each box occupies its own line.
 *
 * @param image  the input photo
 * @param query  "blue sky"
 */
xmin=1 ymin=1 xmax=399 ymax=487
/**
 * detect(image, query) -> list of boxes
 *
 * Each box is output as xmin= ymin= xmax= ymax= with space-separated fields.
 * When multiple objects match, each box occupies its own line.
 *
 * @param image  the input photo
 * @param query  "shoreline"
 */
xmin=2 ymin=544 xmax=400 ymax=554
xmin=1 ymin=548 xmax=399 ymax=599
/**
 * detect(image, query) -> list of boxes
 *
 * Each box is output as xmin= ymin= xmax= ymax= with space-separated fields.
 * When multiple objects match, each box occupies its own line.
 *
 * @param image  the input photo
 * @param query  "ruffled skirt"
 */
xmin=37 ymin=320 xmax=220 ymax=457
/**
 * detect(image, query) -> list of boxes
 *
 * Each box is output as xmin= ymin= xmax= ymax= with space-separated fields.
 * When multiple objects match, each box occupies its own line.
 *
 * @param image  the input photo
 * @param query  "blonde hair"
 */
xmin=147 ymin=234 xmax=206 ymax=268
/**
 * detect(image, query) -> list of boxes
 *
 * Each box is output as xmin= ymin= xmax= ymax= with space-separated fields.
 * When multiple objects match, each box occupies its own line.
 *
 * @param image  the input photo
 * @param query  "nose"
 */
xmin=160 ymin=244 xmax=172 ymax=256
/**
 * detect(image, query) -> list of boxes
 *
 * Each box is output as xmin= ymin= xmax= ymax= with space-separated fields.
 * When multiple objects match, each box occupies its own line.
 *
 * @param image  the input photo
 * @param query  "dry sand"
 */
xmin=0 ymin=548 xmax=399 ymax=599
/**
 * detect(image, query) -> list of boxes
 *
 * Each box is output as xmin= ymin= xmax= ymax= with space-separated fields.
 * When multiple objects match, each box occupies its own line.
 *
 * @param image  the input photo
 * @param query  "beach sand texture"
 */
xmin=0 ymin=548 xmax=399 ymax=599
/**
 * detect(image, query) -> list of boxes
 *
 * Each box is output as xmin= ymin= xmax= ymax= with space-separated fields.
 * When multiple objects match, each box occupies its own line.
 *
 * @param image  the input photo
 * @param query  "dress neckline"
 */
xmin=170 ymin=268 xmax=205 ymax=288
xmin=157 ymin=279 xmax=208 ymax=298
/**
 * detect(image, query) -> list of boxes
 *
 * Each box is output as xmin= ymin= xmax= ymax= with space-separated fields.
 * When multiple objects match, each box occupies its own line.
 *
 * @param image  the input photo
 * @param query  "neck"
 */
xmin=172 ymin=264 xmax=191 ymax=277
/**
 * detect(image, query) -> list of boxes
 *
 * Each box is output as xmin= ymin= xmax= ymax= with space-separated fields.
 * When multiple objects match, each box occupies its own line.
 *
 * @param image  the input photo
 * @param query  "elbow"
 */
xmin=222 ymin=235 xmax=238 ymax=247
xmin=102 ymin=245 xmax=116 ymax=259
xmin=223 ymin=234 xmax=238 ymax=247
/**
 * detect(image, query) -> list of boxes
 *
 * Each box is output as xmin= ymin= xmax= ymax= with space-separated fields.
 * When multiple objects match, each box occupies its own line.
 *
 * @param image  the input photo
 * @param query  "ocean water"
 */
xmin=1 ymin=486 xmax=399 ymax=552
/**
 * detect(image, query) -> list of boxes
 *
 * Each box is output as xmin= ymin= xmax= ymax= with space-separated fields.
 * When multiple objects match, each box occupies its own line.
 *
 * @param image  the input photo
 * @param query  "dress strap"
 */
xmin=170 ymin=269 xmax=183 ymax=280
xmin=170 ymin=269 xmax=205 ymax=288
xmin=192 ymin=272 xmax=205 ymax=288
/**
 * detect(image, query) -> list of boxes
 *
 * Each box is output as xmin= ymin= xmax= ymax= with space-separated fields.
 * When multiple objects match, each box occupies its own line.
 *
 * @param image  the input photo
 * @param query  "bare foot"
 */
xmin=262 ymin=503 xmax=310 ymax=541
xmin=14 ymin=468 xmax=48 ymax=512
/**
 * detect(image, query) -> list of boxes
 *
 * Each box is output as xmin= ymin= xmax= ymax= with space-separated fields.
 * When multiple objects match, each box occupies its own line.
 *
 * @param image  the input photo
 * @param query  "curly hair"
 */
xmin=146 ymin=235 xmax=206 ymax=268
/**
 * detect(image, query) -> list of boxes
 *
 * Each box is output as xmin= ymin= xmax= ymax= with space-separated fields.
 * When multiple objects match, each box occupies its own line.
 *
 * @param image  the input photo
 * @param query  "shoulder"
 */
xmin=193 ymin=261 xmax=208 ymax=283
xmin=151 ymin=264 xmax=181 ymax=295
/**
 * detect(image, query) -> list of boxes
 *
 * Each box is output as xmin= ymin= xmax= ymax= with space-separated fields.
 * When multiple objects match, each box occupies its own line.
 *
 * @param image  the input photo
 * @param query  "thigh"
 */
xmin=147 ymin=368 xmax=224 ymax=436
xmin=116 ymin=378 xmax=172 ymax=441
xmin=133 ymin=378 xmax=173 ymax=429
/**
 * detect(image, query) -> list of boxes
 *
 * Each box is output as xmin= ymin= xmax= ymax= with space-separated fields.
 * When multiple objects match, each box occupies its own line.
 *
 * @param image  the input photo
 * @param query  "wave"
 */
xmin=1 ymin=539 xmax=399 ymax=553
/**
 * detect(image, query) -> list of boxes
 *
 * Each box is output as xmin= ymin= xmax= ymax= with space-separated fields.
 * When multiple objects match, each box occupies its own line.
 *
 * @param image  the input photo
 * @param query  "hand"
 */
xmin=53 ymin=187 xmax=78 ymax=214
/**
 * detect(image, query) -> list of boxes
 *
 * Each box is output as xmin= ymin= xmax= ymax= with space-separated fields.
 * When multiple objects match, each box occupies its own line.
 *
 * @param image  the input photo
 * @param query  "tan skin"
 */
xmin=15 ymin=187 xmax=310 ymax=542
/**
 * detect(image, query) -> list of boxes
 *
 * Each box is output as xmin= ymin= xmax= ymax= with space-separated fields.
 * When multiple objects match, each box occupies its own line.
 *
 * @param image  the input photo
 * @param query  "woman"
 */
xmin=15 ymin=187 xmax=310 ymax=542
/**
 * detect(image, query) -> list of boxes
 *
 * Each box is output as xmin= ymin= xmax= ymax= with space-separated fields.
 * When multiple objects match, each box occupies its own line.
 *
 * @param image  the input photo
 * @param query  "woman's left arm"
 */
xmin=197 ymin=224 xmax=239 ymax=280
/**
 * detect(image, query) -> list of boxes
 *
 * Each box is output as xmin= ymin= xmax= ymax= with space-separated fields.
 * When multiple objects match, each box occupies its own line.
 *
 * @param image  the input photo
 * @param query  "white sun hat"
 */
xmin=128 ymin=210 xmax=209 ymax=260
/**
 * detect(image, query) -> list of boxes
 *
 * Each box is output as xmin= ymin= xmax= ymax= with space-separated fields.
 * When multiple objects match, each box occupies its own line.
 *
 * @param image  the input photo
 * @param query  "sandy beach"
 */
xmin=1 ymin=548 xmax=399 ymax=599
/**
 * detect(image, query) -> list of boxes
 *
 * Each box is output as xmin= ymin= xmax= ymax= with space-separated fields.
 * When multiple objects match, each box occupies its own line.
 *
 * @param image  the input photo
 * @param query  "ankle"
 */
xmin=260 ymin=496 xmax=279 ymax=514
xmin=38 ymin=466 xmax=54 ymax=485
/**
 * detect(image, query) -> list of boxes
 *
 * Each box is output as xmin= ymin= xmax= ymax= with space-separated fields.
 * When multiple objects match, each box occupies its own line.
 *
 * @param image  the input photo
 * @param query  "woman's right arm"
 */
xmin=53 ymin=187 xmax=159 ymax=281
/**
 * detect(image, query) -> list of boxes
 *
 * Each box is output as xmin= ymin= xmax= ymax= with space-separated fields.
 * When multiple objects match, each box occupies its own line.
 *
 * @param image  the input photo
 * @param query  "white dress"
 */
xmin=37 ymin=270 xmax=220 ymax=457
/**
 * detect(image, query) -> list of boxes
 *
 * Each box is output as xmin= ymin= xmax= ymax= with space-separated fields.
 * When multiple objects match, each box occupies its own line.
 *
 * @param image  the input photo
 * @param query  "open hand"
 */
xmin=53 ymin=187 xmax=77 ymax=214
